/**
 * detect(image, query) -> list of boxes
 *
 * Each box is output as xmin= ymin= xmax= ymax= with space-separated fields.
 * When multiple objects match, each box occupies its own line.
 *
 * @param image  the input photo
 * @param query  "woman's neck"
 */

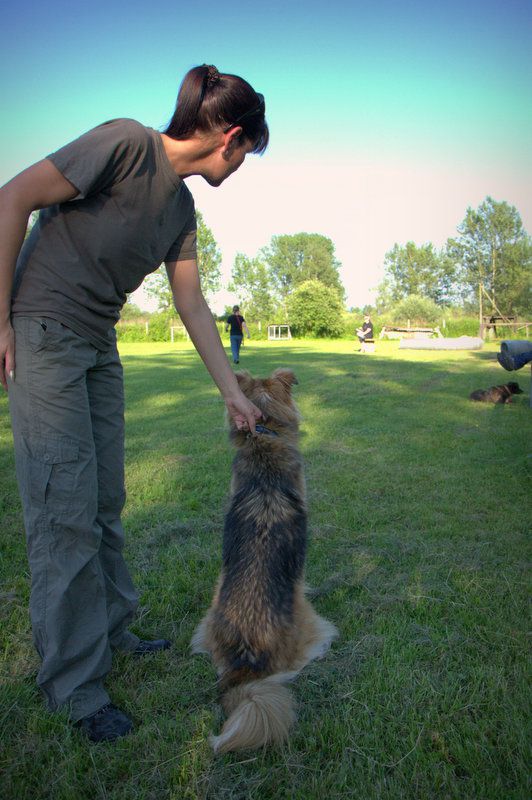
xmin=160 ymin=132 xmax=221 ymax=179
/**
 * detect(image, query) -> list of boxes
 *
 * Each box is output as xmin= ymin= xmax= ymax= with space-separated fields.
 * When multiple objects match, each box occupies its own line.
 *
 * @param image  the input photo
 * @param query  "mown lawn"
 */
xmin=0 ymin=338 xmax=530 ymax=800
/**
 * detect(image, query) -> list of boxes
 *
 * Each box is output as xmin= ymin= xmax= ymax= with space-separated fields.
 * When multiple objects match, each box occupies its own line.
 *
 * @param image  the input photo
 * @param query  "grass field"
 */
xmin=0 ymin=338 xmax=530 ymax=800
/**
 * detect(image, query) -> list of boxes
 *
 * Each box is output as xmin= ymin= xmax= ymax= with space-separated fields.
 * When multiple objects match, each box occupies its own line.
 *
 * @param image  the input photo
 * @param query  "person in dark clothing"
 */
xmin=356 ymin=315 xmax=374 ymax=350
xmin=0 ymin=64 xmax=268 ymax=743
xmin=225 ymin=305 xmax=250 ymax=363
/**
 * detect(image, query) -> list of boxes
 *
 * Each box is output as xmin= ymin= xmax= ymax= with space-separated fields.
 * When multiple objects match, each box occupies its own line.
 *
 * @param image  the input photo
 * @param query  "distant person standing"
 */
xmin=356 ymin=314 xmax=374 ymax=351
xmin=225 ymin=305 xmax=250 ymax=363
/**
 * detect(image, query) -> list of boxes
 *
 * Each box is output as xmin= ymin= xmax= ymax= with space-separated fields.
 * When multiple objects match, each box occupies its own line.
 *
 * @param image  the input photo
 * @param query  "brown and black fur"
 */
xmin=469 ymin=381 xmax=523 ymax=404
xmin=191 ymin=368 xmax=337 ymax=753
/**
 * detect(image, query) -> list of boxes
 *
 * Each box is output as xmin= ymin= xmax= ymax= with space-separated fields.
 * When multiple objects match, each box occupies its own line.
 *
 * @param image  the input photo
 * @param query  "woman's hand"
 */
xmin=224 ymin=390 xmax=263 ymax=433
xmin=0 ymin=322 xmax=15 ymax=392
xmin=0 ymin=159 xmax=79 ymax=394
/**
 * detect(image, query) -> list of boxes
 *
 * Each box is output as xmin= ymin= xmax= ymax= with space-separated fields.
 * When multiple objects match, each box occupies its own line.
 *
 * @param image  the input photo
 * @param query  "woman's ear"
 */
xmin=222 ymin=127 xmax=243 ymax=158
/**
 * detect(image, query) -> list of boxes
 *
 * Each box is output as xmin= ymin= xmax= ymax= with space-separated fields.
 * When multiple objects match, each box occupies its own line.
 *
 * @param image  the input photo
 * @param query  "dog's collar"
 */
xmin=250 ymin=424 xmax=279 ymax=438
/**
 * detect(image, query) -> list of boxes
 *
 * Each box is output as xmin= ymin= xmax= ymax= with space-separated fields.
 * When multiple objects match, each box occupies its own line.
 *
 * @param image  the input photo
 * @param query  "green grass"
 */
xmin=1 ymin=339 xmax=530 ymax=800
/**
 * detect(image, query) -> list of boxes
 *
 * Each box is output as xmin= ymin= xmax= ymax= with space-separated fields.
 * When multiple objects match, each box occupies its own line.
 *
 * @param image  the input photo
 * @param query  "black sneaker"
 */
xmin=133 ymin=638 xmax=172 ymax=655
xmin=76 ymin=704 xmax=133 ymax=743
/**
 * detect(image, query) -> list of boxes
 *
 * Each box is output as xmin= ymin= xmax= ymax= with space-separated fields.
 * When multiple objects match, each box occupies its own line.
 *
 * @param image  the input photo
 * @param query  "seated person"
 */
xmin=356 ymin=315 xmax=374 ymax=350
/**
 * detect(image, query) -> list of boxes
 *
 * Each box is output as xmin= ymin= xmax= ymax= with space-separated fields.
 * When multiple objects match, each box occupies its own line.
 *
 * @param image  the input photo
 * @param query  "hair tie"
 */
xmin=206 ymin=65 xmax=220 ymax=87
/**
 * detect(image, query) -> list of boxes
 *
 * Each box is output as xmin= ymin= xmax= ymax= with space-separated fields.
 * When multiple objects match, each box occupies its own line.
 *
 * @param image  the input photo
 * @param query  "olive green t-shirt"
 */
xmin=12 ymin=118 xmax=197 ymax=350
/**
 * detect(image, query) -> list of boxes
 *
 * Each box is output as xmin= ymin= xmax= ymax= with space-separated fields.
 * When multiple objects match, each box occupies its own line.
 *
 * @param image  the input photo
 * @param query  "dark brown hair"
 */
xmin=165 ymin=64 xmax=269 ymax=154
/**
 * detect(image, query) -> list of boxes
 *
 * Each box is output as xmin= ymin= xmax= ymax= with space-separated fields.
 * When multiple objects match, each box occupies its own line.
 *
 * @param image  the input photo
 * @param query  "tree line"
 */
xmin=140 ymin=196 xmax=531 ymax=336
xmin=378 ymin=197 xmax=531 ymax=318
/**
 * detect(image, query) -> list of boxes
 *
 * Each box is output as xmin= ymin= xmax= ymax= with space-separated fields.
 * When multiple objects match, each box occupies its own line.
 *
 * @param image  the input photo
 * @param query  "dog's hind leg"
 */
xmin=191 ymin=613 xmax=211 ymax=654
xmin=292 ymin=587 xmax=338 ymax=670
xmin=191 ymin=577 xmax=223 ymax=654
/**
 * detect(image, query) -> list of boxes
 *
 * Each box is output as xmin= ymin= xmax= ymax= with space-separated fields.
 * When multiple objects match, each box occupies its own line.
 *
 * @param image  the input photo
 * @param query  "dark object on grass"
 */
xmin=76 ymin=703 xmax=133 ymax=743
xmin=469 ymin=382 xmax=523 ymax=404
xmin=133 ymin=638 xmax=172 ymax=655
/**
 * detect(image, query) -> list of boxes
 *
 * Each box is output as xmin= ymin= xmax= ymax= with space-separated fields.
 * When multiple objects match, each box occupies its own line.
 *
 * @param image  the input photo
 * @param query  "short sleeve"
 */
xmin=165 ymin=215 xmax=197 ymax=263
xmin=46 ymin=118 xmax=148 ymax=200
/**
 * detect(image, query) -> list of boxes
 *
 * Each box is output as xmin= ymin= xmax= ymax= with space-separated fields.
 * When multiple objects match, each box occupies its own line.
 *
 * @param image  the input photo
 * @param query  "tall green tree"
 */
xmin=378 ymin=241 xmax=457 ymax=306
xmin=196 ymin=210 xmax=223 ymax=298
xmin=447 ymin=197 xmax=531 ymax=315
xmin=144 ymin=210 xmax=222 ymax=310
xmin=262 ymin=233 xmax=345 ymax=301
xmin=24 ymin=210 xmax=39 ymax=240
xmin=228 ymin=253 xmax=276 ymax=322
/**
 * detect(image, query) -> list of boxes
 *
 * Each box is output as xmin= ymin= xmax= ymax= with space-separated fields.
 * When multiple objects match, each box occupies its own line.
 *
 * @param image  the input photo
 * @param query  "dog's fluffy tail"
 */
xmin=210 ymin=672 xmax=297 ymax=754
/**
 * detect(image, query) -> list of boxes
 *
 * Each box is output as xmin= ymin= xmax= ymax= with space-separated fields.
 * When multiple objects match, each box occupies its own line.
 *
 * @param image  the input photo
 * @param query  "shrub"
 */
xmin=286 ymin=280 xmax=344 ymax=338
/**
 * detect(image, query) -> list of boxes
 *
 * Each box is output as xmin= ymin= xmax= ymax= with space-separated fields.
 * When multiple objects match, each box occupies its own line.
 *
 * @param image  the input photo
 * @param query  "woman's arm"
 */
xmin=242 ymin=320 xmax=250 ymax=338
xmin=165 ymin=259 xmax=262 ymax=432
xmin=0 ymin=160 xmax=78 ymax=390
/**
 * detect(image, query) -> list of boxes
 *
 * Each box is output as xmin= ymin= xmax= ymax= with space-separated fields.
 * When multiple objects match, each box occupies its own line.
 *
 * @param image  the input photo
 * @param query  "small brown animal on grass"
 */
xmin=192 ymin=368 xmax=338 ymax=753
xmin=469 ymin=381 xmax=523 ymax=404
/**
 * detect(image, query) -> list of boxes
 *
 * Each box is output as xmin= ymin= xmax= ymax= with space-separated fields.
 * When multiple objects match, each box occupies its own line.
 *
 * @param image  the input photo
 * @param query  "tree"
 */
xmin=378 ymin=242 xmax=457 ymax=306
xmin=120 ymin=300 xmax=144 ymax=320
xmin=229 ymin=253 xmax=276 ymax=322
xmin=144 ymin=210 xmax=222 ymax=310
xmin=262 ymin=233 xmax=345 ymax=301
xmin=390 ymin=294 xmax=441 ymax=326
xmin=286 ymin=280 xmax=344 ymax=338
xmin=196 ymin=210 xmax=222 ymax=298
xmin=24 ymin=211 xmax=39 ymax=240
xmin=447 ymin=197 xmax=532 ymax=316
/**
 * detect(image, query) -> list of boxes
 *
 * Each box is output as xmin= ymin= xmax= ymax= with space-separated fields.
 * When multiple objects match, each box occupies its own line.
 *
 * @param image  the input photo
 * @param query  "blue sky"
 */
xmin=2 ymin=0 xmax=531 ymax=309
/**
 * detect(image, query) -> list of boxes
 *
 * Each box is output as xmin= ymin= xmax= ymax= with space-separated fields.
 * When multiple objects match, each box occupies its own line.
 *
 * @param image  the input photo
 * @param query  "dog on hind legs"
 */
xmin=191 ymin=368 xmax=338 ymax=754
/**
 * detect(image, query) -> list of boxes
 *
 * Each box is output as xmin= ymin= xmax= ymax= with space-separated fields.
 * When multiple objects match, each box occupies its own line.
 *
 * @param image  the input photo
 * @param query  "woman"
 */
xmin=0 ymin=65 xmax=267 ymax=742
xmin=225 ymin=304 xmax=250 ymax=363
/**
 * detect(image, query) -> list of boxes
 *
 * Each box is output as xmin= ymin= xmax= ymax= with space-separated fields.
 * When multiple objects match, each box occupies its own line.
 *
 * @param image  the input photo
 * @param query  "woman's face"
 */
xmin=204 ymin=135 xmax=255 ymax=187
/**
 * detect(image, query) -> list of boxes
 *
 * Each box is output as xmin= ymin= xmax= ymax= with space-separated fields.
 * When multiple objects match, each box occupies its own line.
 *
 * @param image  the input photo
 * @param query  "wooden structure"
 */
xmin=380 ymin=325 xmax=442 ymax=340
xmin=480 ymin=316 xmax=531 ymax=339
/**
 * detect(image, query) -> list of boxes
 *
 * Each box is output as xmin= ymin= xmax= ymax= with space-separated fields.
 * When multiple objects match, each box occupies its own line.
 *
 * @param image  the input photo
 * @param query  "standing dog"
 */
xmin=469 ymin=381 xmax=523 ymax=403
xmin=192 ymin=368 xmax=337 ymax=753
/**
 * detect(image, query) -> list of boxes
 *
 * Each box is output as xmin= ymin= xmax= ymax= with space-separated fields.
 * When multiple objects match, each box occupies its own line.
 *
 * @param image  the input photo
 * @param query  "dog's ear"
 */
xmin=235 ymin=370 xmax=253 ymax=389
xmin=271 ymin=368 xmax=298 ymax=390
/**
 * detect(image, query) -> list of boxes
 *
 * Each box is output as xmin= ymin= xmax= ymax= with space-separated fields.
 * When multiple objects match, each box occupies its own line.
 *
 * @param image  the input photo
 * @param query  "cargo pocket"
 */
xmin=27 ymin=317 xmax=66 ymax=354
xmin=20 ymin=434 xmax=80 ymax=513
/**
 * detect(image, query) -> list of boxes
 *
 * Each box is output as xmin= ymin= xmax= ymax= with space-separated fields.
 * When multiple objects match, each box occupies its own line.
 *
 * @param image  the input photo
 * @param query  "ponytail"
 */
xmin=165 ymin=64 xmax=269 ymax=154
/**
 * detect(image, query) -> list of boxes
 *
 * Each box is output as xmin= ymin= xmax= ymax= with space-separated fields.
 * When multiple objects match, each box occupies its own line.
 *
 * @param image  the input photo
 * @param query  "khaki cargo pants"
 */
xmin=8 ymin=316 xmax=140 ymax=722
